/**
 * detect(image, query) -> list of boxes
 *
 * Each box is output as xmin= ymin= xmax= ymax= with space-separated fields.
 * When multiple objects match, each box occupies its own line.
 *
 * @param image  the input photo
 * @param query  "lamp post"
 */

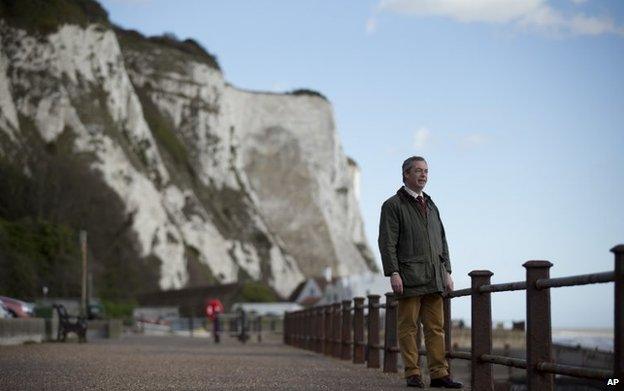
xmin=80 ymin=230 xmax=88 ymax=317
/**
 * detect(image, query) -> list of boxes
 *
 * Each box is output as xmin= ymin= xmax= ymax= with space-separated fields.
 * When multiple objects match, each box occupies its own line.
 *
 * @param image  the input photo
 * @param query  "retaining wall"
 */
xmin=0 ymin=318 xmax=45 ymax=345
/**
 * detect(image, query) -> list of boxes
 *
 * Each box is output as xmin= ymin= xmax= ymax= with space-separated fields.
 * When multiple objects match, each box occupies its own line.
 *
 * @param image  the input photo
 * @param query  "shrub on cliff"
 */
xmin=289 ymin=89 xmax=328 ymax=101
xmin=0 ymin=0 xmax=109 ymax=34
xmin=0 ymin=217 xmax=82 ymax=300
xmin=240 ymin=281 xmax=278 ymax=303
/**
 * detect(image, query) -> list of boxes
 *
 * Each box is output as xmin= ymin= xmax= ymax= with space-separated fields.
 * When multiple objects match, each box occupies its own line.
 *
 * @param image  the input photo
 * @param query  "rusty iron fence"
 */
xmin=283 ymin=245 xmax=623 ymax=391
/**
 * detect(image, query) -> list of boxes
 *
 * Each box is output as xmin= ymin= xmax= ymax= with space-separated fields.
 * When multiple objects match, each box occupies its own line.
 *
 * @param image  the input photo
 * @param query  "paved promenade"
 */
xmin=0 ymin=334 xmax=469 ymax=390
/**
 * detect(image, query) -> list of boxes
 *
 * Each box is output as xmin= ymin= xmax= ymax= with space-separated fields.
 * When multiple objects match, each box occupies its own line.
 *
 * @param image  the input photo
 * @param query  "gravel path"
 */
xmin=0 ymin=334 xmax=469 ymax=390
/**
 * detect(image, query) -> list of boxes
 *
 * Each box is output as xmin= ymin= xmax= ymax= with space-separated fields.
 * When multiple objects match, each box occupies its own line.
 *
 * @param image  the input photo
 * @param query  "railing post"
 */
xmin=505 ymin=343 xmax=512 ymax=379
xmin=310 ymin=308 xmax=314 ymax=349
xmin=297 ymin=310 xmax=302 ymax=348
xmin=300 ymin=310 xmax=305 ymax=349
xmin=305 ymin=308 xmax=311 ymax=350
xmin=443 ymin=295 xmax=452 ymax=375
xmin=353 ymin=297 xmax=365 ymax=364
xmin=309 ymin=308 xmax=314 ymax=350
xmin=524 ymin=260 xmax=554 ymax=391
xmin=288 ymin=312 xmax=293 ymax=346
xmin=257 ymin=315 xmax=262 ymax=343
xmin=301 ymin=310 xmax=304 ymax=348
xmin=341 ymin=300 xmax=352 ymax=360
xmin=302 ymin=309 xmax=307 ymax=350
xmin=289 ymin=312 xmax=294 ymax=347
xmin=292 ymin=311 xmax=297 ymax=347
xmin=299 ymin=310 xmax=303 ymax=348
xmin=284 ymin=312 xmax=289 ymax=345
xmin=314 ymin=306 xmax=321 ymax=353
xmin=310 ymin=308 xmax=315 ymax=351
xmin=333 ymin=302 xmax=342 ymax=358
xmin=283 ymin=313 xmax=287 ymax=345
xmin=290 ymin=312 xmax=293 ymax=345
xmin=311 ymin=308 xmax=316 ymax=351
xmin=383 ymin=292 xmax=399 ymax=373
xmin=293 ymin=311 xmax=298 ymax=348
xmin=319 ymin=306 xmax=325 ymax=353
xmin=612 ymin=245 xmax=624 ymax=382
xmin=367 ymin=295 xmax=381 ymax=368
xmin=306 ymin=309 xmax=311 ymax=349
xmin=324 ymin=305 xmax=331 ymax=355
xmin=469 ymin=270 xmax=494 ymax=391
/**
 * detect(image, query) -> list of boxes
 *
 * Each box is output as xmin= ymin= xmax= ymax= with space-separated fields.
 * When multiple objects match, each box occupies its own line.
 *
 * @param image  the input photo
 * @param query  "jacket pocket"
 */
xmin=398 ymin=256 xmax=431 ymax=287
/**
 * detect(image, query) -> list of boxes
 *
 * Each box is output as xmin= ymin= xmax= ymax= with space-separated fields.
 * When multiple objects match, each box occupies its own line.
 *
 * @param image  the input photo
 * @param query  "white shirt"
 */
xmin=403 ymin=185 xmax=423 ymax=200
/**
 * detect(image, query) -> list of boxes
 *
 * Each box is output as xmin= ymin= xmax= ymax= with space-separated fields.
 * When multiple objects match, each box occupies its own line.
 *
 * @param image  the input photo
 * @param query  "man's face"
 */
xmin=404 ymin=160 xmax=428 ymax=192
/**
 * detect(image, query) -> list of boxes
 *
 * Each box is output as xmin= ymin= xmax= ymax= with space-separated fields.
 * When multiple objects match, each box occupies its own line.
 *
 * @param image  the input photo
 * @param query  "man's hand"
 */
xmin=390 ymin=273 xmax=403 ymax=295
xmin=444 ymin=271 xmax=454 ymax=292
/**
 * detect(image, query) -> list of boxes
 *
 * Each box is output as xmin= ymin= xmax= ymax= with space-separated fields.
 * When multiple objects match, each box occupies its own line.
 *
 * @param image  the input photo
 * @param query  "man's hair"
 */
xmin=402 ymin=156 xmax=426 ymax=183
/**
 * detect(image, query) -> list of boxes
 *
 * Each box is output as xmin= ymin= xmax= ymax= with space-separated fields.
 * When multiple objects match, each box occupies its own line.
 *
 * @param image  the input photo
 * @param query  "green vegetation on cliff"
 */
xmin=0 ymin=0 xmax=109 ymax=34
xmin=0 ymin=216 xmax=82 ymax=299
xmin=240 ymin=281 xmax=278 ymax=303
xmin=116 ymin=27 xmax=221 ymax=71
xmin=289 ymin=89 xmax=328 ymax=101
xmin=0 ymin=0 xmax=221 ymax=70
xmin=0 ymin=127 xmax=160 ymax=301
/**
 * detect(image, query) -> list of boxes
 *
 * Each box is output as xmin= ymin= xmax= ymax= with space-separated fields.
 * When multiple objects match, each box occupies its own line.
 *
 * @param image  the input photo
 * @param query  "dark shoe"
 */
xmin=406 ymin=375 xmax=424 ymax=388
xmin=429 ymin=376 xmax=463 ymax=388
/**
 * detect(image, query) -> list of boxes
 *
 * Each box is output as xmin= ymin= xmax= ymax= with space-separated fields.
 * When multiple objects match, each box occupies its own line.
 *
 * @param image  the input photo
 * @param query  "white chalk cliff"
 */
xmin=0 ymin=18 xmax=376 ymax=297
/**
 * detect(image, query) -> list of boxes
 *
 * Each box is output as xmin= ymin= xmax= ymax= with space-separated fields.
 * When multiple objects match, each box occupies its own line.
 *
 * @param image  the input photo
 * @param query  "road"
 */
xmin=0 ymin=334 xmax=470 ymax=390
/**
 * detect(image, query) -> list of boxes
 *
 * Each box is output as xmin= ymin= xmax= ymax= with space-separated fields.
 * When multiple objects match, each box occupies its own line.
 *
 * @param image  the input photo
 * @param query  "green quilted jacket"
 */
xmin=378 ymin=187 xmax=452 ymax=298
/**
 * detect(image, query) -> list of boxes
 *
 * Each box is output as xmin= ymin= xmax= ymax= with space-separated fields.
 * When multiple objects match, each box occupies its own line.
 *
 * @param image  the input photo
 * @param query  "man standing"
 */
xmin=378 ymin=156 xmax=462 ymax=388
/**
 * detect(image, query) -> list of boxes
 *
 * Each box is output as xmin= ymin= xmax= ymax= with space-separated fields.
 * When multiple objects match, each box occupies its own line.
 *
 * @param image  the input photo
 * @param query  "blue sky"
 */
xmin=101 ymin=0 xmax=624 ymax=328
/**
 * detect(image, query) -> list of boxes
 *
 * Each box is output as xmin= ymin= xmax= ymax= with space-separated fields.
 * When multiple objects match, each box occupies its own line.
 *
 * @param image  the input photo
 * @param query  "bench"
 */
xmin=53 ymin=304 xmax=87 ymax=343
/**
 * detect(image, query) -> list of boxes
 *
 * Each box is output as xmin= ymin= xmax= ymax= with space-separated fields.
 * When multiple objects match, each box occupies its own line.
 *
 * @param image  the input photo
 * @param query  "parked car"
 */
xmin=87 ymin=299 xmax=105 ymax=320
xmin=0 ymin=300 xmax=11 ymax=319
xmin=0 ymin=296 xmax=35 ymax=318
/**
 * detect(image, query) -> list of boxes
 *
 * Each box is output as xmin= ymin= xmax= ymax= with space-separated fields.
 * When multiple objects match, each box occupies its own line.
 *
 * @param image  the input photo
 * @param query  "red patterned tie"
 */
xmin=416 ymin=196 xmax=427 ymax=217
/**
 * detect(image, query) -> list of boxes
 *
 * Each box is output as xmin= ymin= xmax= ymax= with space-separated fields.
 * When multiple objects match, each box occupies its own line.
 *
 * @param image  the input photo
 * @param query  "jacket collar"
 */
xmin=396 ymin=187 xmax=432 ymax=204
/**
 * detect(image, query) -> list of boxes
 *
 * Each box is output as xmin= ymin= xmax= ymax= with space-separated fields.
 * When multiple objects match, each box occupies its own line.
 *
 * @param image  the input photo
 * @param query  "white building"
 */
xmin=319 ymin=273 xmax=390 ymax=305
xmin=230 ymin=302 xmax=302 ymax=316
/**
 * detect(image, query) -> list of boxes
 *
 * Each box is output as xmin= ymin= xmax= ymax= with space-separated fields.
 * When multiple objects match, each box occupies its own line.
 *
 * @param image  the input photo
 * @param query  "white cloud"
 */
xmin=366 ymin=17 xmax=378 ymax=34
xmin=413 ymin=127 xmax=431 ymax=149
xmin=380 ymin=0 xmax=542 ymax=24
xmin=377 ymin=0 xmax=623 ymax=37
xmin=570 ymin=0 xmax=588 ymax=4
xmin=567 ymin=14 xmax=621 ymax=36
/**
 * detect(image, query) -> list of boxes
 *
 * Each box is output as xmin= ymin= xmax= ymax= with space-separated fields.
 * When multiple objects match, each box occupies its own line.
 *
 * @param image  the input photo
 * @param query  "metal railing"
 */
xmin=214 ymin=312 xmax=283 ymax=343
xmin=283 ymin=244 xmax=623 ymax=391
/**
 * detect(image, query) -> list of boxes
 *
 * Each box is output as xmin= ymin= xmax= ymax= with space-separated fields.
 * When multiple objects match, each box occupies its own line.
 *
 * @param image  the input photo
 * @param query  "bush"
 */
xmin=289 ymin=89 xmax=328 ymax=101
xmin=34 ymin=305 xmax=53 ymax=318
xmin=0 ymin=217 xmax=82 ymax=300
xmin=240 ymin=281 xmax=278 ymax=303
xmin=117 ymin=27 xmax=221 ymax=71
xmin=0 ymin=0 xmax=110 ymax=34
xmin=101 ymin=299 xmax=135 ymax=319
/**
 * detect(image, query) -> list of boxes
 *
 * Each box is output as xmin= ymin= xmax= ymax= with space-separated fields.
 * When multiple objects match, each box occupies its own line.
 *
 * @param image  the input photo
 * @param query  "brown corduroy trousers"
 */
xmin=398 ymin=293 xmax=449 ymax=379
